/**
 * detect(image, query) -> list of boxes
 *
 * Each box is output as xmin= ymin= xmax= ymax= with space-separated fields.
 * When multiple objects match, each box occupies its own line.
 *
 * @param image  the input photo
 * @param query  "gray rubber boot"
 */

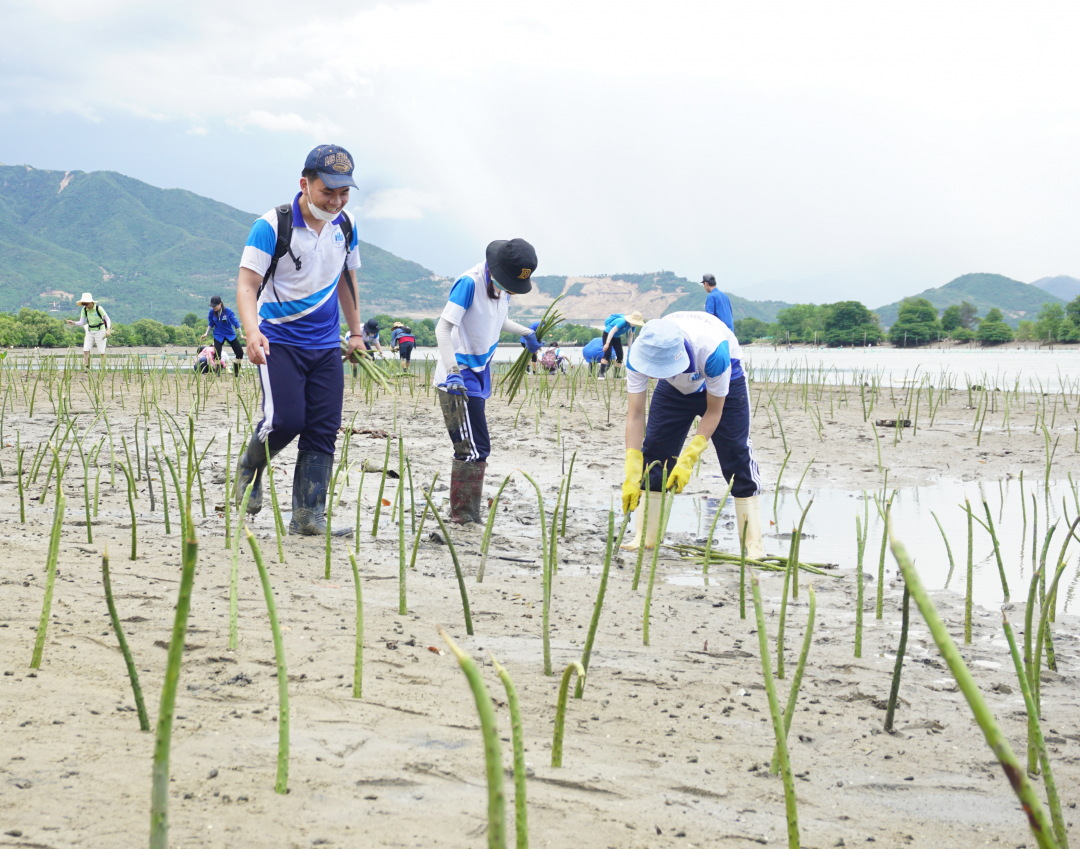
xmin=234 ymin=432 xmax=274 ymax=515
xmin=289 ymin=450 xmax=354 ymax=537
xmin=448 ymin=459 xmax=486 ymax=525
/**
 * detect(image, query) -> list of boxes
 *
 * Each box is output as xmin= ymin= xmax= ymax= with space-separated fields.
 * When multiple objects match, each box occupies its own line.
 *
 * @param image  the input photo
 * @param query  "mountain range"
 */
xmin=0 ymin=163 xmax=1072 ymax=330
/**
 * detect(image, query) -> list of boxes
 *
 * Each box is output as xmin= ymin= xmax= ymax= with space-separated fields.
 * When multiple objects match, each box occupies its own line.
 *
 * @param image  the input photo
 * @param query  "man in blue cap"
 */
xmin=233 ymin=144 xmax=367 ymax=536
xmin=619 ymin=311 xmax=764 ymax=558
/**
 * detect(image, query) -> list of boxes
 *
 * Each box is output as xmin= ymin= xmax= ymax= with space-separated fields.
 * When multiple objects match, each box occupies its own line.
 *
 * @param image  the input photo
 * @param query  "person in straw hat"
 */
xmin=619 ymin=311 xmax=764 ymax=560
xmin=597 ymin=310 xmax=644 ymax=379
xmin=389 ymin=321 xmax=416 ymax=372
xmin=66 ymin=293 xmax=112 ymax=369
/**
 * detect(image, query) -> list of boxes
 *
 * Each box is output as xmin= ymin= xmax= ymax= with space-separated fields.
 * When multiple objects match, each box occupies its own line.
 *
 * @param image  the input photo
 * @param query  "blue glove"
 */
xmin=439 ymin=372 xmax=466 ymax=394
xmin=523 ymin=332 xmax=542 ymax=354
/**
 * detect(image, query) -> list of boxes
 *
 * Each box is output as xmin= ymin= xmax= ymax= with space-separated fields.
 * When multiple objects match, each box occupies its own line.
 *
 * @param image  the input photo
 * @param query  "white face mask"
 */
xmin=306 ymin=190 xmax=341 ymax=222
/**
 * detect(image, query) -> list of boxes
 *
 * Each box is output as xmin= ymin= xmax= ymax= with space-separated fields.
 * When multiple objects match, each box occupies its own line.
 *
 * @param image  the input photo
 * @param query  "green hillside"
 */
xmin=873 ymin=273 xmax=1066 ymax=329
xmin=0 ymin=165 xmax=442 ymax=325
xmin=608 ymin=271 xmax=788 ymax=322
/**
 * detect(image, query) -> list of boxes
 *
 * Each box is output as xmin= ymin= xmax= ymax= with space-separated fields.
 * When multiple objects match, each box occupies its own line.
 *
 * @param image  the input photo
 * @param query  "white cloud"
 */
xmin=234 ymin=111 xmax=342 ymax=139
xmin=186 ymin=126 xmax=208 ymax=136
xmin=357 ymin=188 xmax=441 ymax=221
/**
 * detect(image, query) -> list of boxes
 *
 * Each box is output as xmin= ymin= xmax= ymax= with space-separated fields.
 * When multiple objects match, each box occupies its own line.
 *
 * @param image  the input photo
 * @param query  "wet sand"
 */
xmin=0 ymin=367 xmax=1077 ymax=848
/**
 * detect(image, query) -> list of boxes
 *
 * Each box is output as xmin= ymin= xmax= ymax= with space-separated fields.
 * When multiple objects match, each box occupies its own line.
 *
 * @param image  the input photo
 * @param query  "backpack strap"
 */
xmin=338 ymin=214 xmax=357 ymax=309
xmin=257 ymin=204 xmax=299 ymax=301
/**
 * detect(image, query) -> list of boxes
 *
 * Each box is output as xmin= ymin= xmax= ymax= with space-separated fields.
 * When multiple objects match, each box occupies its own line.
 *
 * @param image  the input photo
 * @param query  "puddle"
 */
xmin=653 ymin=476 xmax=1080 ymax=610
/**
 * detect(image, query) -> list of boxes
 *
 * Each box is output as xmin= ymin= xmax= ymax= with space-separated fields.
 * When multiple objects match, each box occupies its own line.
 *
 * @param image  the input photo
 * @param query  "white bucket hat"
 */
xmin=76 ymin=293 xmax=95 ymax=306
xmin=627 ymin=319 xmax=690 ymax=379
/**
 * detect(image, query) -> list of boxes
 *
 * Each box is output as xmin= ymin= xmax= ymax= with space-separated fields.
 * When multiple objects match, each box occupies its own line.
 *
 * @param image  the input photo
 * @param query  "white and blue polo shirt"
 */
xmin=240 ymin=194 xmax=360 ymax=349
xmin=626 ymin=312 xmax=742 ymax=398
xmin=433 ymin=262 xmax=509 ymax=399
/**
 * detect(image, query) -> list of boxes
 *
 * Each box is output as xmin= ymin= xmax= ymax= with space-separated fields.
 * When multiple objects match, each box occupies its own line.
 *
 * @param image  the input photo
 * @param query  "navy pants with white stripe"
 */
xmin=256 ymin=344 xmax=343 ymax=456
xmin=443 ymin=392 xmax=492 ymax=462
xmin=643 ymin=375 xmax=761 ymax=497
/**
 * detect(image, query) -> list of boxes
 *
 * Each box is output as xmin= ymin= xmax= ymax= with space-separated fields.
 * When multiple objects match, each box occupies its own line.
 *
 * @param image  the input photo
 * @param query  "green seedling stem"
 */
xmin=491 ymin=655 xmax=529 ymax=849
xmin=577 ymin=512 xmax=629 ymax=698
xmin=16 ymin=443 xmax=25 ymax=523
xmin=750 ymin=572 xmax=800 ymax=849
xmin=889 ymin=527 xmax=1059 ymax=849
xmin=421 ymin=486 xmax=474 ymax=636
xmin=149 ymin=517 xmax=198 ymax=849
xmin=409 ymin=474 xmax=439 ymax=572
xmin=770 ymin=583 xmax=816 ymax=774
xmin=265 ymin=458 xmax=285 ymax=564
xmin=371 ymin=437 xmax=391 ymax=538
xmin=883 ymin=587 xmax=911 ymax=733
xmin=518 ymin=470 xmax=551 ymax=672
xmin=30 ymin=493 xmax=65 ymax=669
xmin=930 ymin=511 xmax=956 ymax=589
xmin=398 ymin=436 xmax=407 ymax=613
xmin=349 ymin=553 xmax=364 ymax=699
xmin=642 ymin=487 xmax=672 ymax=647
xmin=876 ymin=495 xmax=894 ymax=620
xmin=229 ymin=481 xmax=255 ymax=650
xmin=119 ymin=461 xmax=137 ymax=561
xmin=102 ymin=548 xmax=149 ymax=731
xmin=793 ymin=458 xmax=814 ymax=502
xmin=965 ymin=498 xmax=973 ymax=643
xmin=871 ymin=421 xmax=883 ymax=471
xmin=773 ymin=451 xmax=791 ymax=520
xmin=739 ymin=514 xmax=748 ymax=619
xmin=325 ymin=461 xmax=345 ymax=580
xmin=1002 ymin=612 xmax=1068 ymax=849
xmin=153 ymin=448 xmax=171 ymax=535
xmin=163 ymin=457 xmax=186 ymax=541
xmin=440 ymin=630 xmax=507 ymax=849
xmin=978 ymin=499 xmax=1010 ymax=601
xmin=245 ymin=527 xmax=290 ymax=794
xmin=478 ymin=473 xmax=514 ymax=583
xmin=771 ymin=397 xmax=788 ymax=453
xmin=551 ymin=661 xmax=586 ymax=768
xmin=702 ymin=475 xmax=736 ymax=575
xmin=560 ymin=450 xmax=576 ymax=537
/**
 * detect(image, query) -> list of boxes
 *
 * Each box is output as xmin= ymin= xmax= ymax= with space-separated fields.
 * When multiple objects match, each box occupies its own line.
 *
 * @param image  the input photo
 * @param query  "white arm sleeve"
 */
xmin=435 ymin=317 xmax=459 ymax=372
xmin=501 ymin=318 xmax=532 ymax=336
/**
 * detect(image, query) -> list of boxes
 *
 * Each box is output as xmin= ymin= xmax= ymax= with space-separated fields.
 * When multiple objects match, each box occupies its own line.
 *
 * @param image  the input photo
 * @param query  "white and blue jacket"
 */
xmin=626 ymin=312 xmax=742 ymax=398
xmin=433 ymin=263 xmax=509 ymax=399
xmin=240 ymin=194 xmax=360 ymax=349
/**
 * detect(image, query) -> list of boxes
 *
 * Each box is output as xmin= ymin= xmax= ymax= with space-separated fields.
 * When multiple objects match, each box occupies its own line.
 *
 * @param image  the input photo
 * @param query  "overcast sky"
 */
xmin=2 ymin=0 xmax=1078 ymax=306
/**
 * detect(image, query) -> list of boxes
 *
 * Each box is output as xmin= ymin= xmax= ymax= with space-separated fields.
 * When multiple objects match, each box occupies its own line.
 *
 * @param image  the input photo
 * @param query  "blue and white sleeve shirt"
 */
xmin=240 ymin=194 xmax=360 ymax=349
xmin=626 ymin=312 xmax=741 ymax=398
xmin=432 ymin=262 xmax=509 ymax=399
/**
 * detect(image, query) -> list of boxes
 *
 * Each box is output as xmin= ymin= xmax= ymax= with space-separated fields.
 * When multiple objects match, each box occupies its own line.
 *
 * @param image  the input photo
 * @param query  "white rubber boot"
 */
xmin=621 ymin=491 xmax=664 ymax=551
xmin=734 ymin=496 xmax=765 ymax=559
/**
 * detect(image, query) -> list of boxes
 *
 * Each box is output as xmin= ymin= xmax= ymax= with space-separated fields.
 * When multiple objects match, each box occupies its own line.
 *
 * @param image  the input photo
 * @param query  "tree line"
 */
xmin=732 ymin=295 xmax=1080 ymax=347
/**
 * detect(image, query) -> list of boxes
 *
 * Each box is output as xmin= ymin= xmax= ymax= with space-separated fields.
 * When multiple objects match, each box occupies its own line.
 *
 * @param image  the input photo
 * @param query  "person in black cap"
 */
xmin=433 ymin=238 xmax=541 ymax=524
xmin=233 ymin=143 xmax=367 ymax=537
xmin=361 ymin=318 xmax=383 ymax=354
xmin=702 ymin=273 xmax=734 ymax=331
xmin=200 ymin=295 xmax=245 ymax=376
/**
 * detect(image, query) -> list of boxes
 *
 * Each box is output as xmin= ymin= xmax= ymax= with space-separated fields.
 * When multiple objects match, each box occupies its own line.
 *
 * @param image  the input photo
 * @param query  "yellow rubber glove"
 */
xmin=666 ymin=434 xmax=709 ymax=493
xmin=622 ymin=449 xmax=644 ymax=514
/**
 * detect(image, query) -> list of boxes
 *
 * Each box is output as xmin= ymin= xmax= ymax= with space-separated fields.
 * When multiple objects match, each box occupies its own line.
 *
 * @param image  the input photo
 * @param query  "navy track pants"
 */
xmin=642 ymin=375 xmax=761 ymax=497
xmin=441 ymin=392 xmax=492 ymax=462
xmin=256 ymin=344 xmax=343 ymax=456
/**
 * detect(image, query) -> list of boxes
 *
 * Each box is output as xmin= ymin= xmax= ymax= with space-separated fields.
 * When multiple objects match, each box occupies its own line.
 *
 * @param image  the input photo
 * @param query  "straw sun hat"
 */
xmin=76 ymin=293 xmax=96 ymax=306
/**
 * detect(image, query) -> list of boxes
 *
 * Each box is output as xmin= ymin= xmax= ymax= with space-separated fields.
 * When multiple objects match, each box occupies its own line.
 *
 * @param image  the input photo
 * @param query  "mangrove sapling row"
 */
xmin=149 ymin=515 xmax=198 ymax=849
xmin=101 ymin=547 xmax=150 ymax=731
xmin=245 ymin=527 xmax=290 ymax=794
xmin=889 ymin=526 xmax=1060 ymax=849
xmin=440 ymin=630 xmax=507 ymax=849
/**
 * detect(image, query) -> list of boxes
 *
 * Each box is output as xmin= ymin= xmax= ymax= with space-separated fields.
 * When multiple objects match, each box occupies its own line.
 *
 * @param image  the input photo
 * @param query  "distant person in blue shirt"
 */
xmin=200 ymin=295 xmax=245 ymax=377
xmin=702 ymin=273 xmax=734 ymax=331
xmin=582 ymin=336 xmax=605 ymax=374
xmin=598 ymin=311 xmax=645 ymax=379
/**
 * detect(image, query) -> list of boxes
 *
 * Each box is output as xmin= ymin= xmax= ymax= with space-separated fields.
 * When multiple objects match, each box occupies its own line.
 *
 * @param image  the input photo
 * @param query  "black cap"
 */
xmin=364 ymin=318 xmax=379 ymax=333
xmin=210 ymin=295 xmax=222 ymax=305
xmin=486 ymin=238 xmax=537 ymax=295
xmin=701 ymin=274 xmax=716 ymax=286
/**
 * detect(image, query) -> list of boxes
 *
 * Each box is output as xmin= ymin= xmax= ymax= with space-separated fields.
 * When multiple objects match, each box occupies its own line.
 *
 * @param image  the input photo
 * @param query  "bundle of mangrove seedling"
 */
xmin=500 ymin=295 xmax=566 ymax=404
xmin=347 ymin=349 xmax=391 ymax=390
xmin=663 ymin=542 xmax=837 ymax=576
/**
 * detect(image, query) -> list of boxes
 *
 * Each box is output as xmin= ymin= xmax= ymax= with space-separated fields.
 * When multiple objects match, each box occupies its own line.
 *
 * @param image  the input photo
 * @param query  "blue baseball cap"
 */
xmin=627 ymin=319 xmax=690 ymax=379
xmin=304 ymin=144 xmax=357 ymax=190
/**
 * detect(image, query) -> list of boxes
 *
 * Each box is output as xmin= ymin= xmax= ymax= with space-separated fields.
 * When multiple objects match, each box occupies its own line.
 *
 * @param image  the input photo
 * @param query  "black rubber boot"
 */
xmin=232 ymin=361 xmax=241 ymax=377
xmin=289 ymin=450 xmax=354 ymax=537
xmin=234 ymin=432 xmax=273 ymax=515
xmin=449 ymin=459 xmax=486 ymax=525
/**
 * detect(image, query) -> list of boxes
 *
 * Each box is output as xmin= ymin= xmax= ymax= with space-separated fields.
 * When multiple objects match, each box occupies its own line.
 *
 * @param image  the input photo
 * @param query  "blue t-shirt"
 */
xmin=207 ymin=306 xmax=241 ymax=342
xmin=239 ymin=194 xmax=360 ymax=349
xmin=603 ymin=314 xmax=634 ymax=340
xmin=705 ymin=288 xmax=734 ymax=331
xmin=582 ymin=337 xmax=605 ymax=363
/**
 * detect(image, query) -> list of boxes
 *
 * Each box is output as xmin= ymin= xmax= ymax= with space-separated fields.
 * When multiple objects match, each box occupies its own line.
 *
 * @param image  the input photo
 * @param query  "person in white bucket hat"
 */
xmin=66 ymin=293 xmax=111 ymax=369
xmin=619 ymin=311 xmax=764 ymax=558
